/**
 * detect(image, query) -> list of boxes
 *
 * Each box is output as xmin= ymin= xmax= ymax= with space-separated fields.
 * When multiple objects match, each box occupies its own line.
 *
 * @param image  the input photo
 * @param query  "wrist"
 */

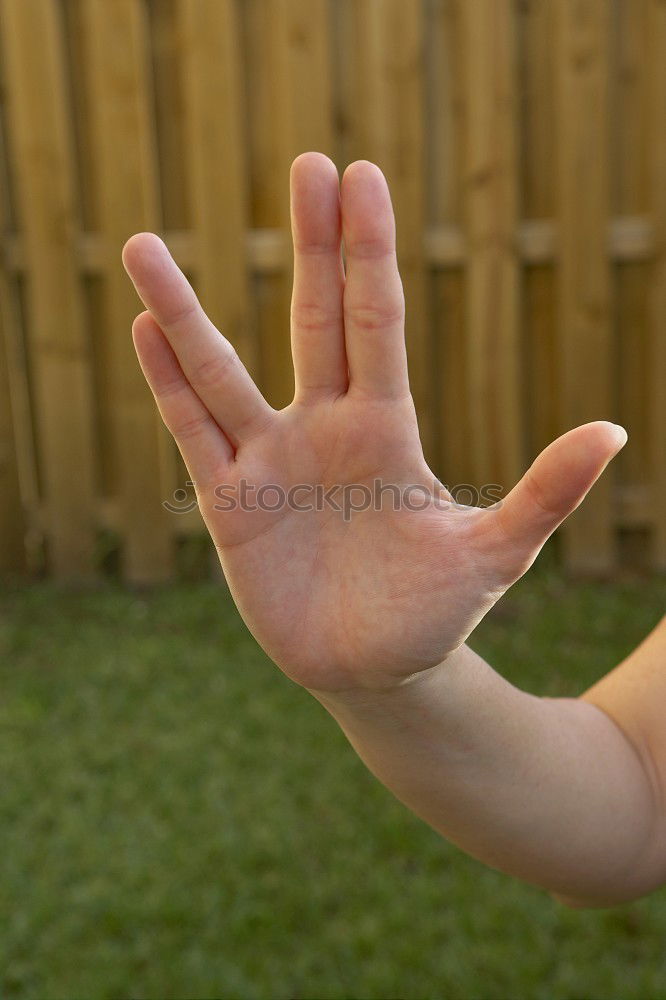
xmin=306 ymin=644 xmax=471 ymax=724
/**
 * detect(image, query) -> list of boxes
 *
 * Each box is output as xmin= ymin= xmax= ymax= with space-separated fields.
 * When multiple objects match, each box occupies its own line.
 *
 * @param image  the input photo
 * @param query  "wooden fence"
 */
xmin=0 ymin=0 xmax=664 ymax=582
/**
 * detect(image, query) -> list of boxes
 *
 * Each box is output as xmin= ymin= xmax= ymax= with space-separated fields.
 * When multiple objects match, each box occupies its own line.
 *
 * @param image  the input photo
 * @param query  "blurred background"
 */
xmin=0 ymin=1 xmax=664 ymax=998
xmin=0 ymin=0 xmax=663 ymax=583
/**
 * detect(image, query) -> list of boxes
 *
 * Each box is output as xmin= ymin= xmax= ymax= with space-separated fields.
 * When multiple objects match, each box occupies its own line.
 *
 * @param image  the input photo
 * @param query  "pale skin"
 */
xmin=122 ymin=151 xmax=666 ymax=909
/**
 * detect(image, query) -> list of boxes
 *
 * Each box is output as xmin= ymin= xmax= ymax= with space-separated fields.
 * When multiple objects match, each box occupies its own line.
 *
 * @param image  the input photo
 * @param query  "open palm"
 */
xmin=122 ymin=152 xmax=625 ymax=695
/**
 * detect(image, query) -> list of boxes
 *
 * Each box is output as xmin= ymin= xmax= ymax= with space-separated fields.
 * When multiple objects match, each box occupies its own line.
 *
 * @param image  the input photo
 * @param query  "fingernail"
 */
xmin=612 ymin=423 xmax=628 ymax=447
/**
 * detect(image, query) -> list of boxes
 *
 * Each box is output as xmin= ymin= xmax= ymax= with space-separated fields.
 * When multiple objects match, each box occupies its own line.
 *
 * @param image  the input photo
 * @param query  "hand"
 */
xmin=122 ymin=152 xmax=626 ymax=695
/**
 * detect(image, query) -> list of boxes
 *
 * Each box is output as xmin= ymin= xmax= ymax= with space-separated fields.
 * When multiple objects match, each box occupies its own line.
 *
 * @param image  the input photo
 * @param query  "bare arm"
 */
xmin=311 ymin=621 xmax=666 ymax=910
xmin=122 ymin=152 xmax=663 ymax=911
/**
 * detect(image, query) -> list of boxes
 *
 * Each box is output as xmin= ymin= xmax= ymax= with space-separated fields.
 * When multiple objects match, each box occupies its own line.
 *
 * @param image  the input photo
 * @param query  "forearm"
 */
xmin=309 ymin=644 xmax=666 ymax=908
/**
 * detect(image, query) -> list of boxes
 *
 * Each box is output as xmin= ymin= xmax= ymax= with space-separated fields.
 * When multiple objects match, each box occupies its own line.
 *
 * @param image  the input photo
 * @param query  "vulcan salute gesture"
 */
xmin=123 ymin=152 xmax=666 ymax=910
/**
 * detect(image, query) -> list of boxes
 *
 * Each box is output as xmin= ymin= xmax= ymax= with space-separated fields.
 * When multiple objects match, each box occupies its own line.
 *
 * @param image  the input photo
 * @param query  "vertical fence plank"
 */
xmin=648 ymin=0 xmax=666 ymax=568
xmin=613 ymin=0 xmax=651 ymax=568
xmin=0 ymin=49 xmax=28 ymax=572
xmin=0 ymin=0 xmax=96 ymax=578
xmin=82 ymin=0 xmax=174 ymax=583
xmin=0 ymin=292 xmax=24 ymax=572
xmin=243 ymin=0 xmax=285 ymax=405
xmin=274 ymin=0 xmax=333 ymax=410
xmin=347 ymin=0 xmax=434 ymax=462
xmin=0 ymin=265 xmax=40 ymax=570
xmin=555 ymin=0 xmax=614 ymax=573
xmin=460 ymin=0 xmax=523 ymax=494
xmin=148 ymin=0 xmax=190 ymax=232
xmin=180 ymin=0 xmax=256 ymax=374
xmin=520 ymin=0 xmax=559 ymax=465
xmin=145 ymin=0 xmax=194 ymax=539
xmin=243 ymin=0 xmax=334 ymax=410
xmin=426 ymin=0 xmax=469 ymax=485
xmin=179 ymin=0 xmax=256 ymax=568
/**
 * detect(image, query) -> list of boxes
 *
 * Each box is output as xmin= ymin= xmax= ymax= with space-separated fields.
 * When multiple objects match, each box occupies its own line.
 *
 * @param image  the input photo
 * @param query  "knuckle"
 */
xmin=291 ymin=300 xmax=340 ymax=332
xmin=345 ymin=237 xmax=395 ymax=260
xmin=523 ymin=469 xmax=559 ymax=519
xmin=192 ymin=347 xmax=238 ymax=388
xmin=161 ymin=298 xmax=199 ymax=332
xmin=171 ymin=411 xmax=212 ymax=441
xmin=294 ymin=239 xmax=340 ymax=256
xmin=157 ymin=375 xmax=187 ymax=400
xmin=345 ymin=298 xmax=405 ymax=331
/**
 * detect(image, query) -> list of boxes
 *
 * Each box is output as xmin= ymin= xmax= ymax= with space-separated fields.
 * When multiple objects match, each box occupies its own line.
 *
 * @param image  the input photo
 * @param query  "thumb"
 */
xmin=494 ymin=420 xmax=627 ymax=564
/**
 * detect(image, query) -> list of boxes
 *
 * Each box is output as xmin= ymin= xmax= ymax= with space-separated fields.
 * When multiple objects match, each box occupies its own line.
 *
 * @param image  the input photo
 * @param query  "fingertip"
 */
xmin=291 ymin=151 xmax=338 ymax=178
xmin=342 ymin=158 xmax=380 ymax=177
xmin=341 ymin=159 xmax=385 ymax=196
xmin=131 ymin=309 xmax=156 ymax=341
xmin=586 ymin=421 xmax=629 ymax=462
xmin=565 ymin=420 xmax=628 ymax=459
xmin=609 ymin=422 xmax=628 ymax=450
xmin=121 ymin=232 xmax=167 ymax=274
xmin=131 ymin=312 xmax=167 ymax=365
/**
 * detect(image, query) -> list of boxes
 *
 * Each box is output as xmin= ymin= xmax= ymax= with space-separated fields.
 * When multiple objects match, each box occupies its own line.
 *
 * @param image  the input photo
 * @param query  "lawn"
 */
xmin=1 ymin=545 xmax=665 ymax=999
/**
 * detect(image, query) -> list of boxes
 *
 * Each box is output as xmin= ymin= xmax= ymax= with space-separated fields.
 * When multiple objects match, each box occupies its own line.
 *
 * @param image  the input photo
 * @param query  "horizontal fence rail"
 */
xmin=0 ymin=0 xmax=664 ymax=582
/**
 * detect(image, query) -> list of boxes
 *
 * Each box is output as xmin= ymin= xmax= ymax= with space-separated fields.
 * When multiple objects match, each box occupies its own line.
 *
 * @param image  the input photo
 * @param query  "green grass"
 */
xmin=1 ymin=549 xmax=665 ymax=999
